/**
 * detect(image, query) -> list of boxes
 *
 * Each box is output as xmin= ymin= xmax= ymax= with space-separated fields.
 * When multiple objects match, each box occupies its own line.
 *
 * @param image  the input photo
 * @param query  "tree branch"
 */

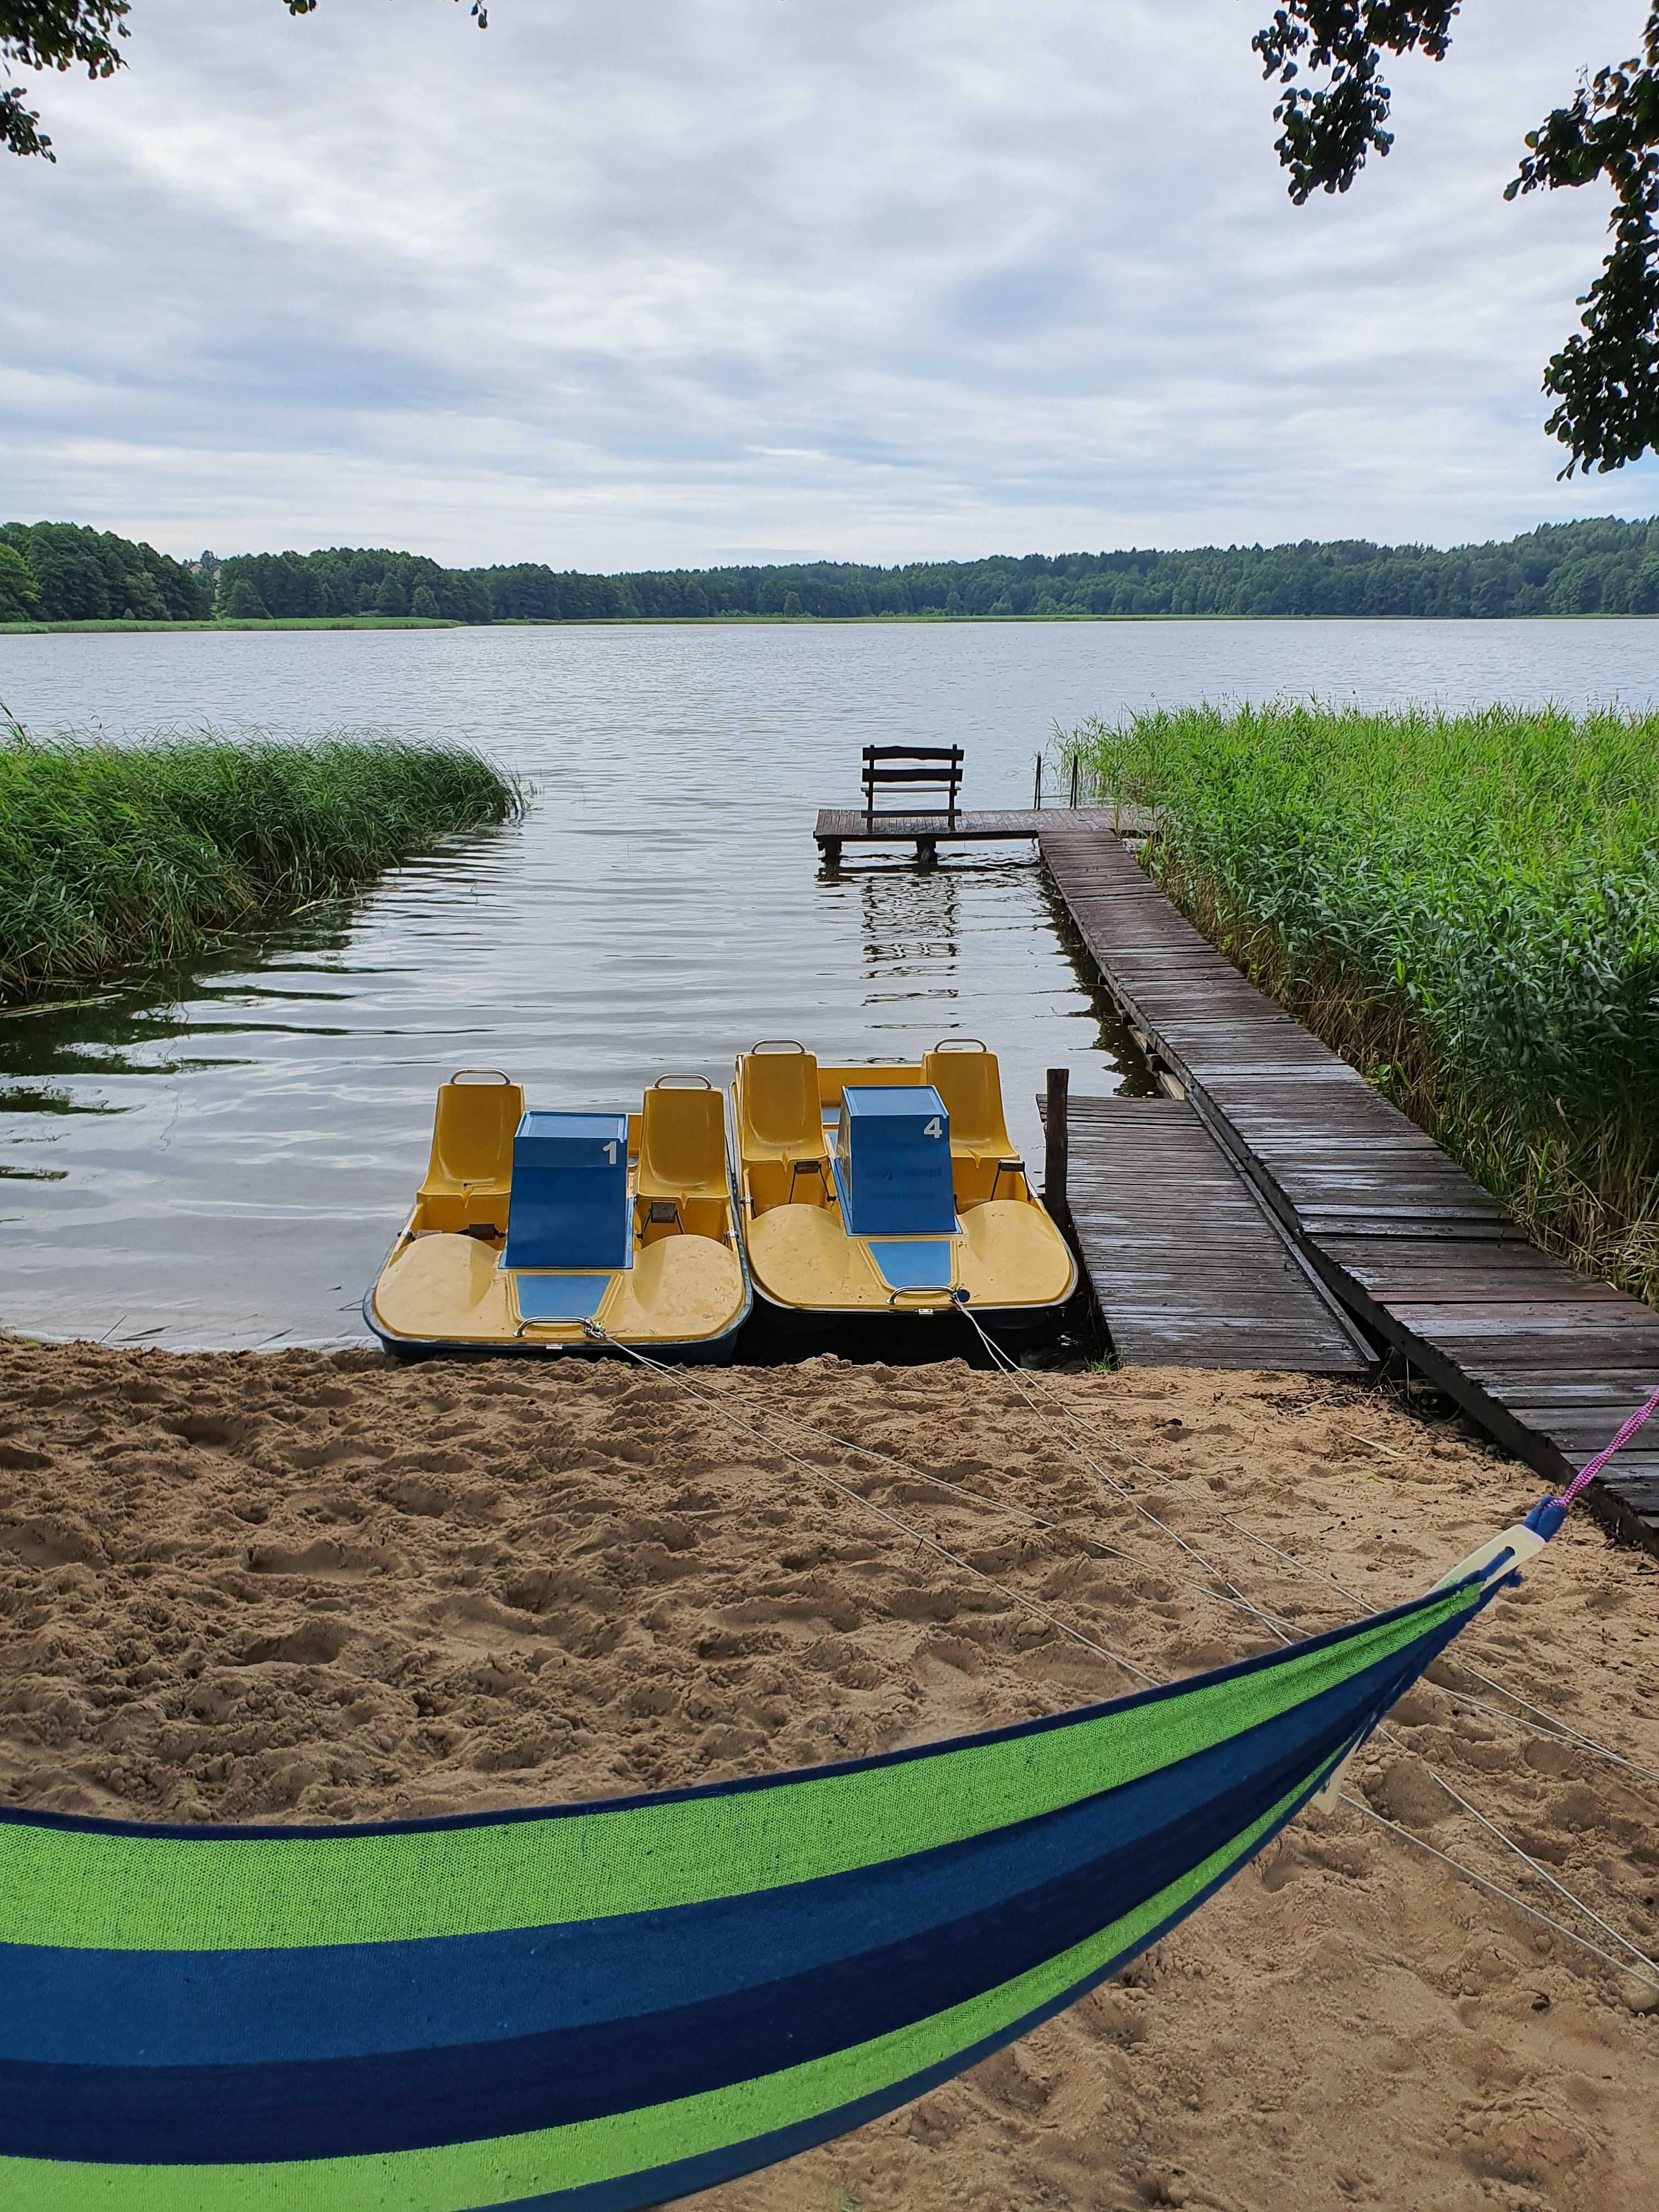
xmin=1 ymin=0 xmax=485 ymax=160
xmin=1506 ymin=12 xmax=1659 ymax=476
xmin=0 ymin=1 xmax=129 ymax=161
xmin=1251 ymin=2 xmax=1460 ymax=203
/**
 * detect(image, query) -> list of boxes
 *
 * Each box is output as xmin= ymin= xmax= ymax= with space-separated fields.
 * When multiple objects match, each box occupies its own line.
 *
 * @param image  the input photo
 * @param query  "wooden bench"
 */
xmin=842 ymin=746 xmax=963 ymax=862
xmin=862 ymin=744 xmax=962 ymax=829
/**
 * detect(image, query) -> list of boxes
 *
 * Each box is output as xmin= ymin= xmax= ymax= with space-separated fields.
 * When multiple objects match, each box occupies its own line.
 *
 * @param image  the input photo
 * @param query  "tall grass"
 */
xmin=1065 ymin=702 xmax=1659 ymax=1306
xmin=0 ymin=723 xmax=522 ymax=1000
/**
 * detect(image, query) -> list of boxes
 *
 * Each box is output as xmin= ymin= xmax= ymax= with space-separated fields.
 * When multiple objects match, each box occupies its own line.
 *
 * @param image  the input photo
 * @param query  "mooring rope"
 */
xmin=955 ymin=1306 xmax=1299 ymax=1651
xmin=596 ymin=1325 xmax=1659 ymax=1999
xmin=1339 ymin=1796 xmax=1659 ymax=1997
xmin=953 ymin=1302 xmax=1659 ymax=1988
xmin=955 ymin=1307 xmax=1659 ymax=1788
xmin=637 ymin=1380 xmax=1143 ymax=1561
xmin=1379 ymin=1735 xmax=1659 ymax=1980
xmin=583 ymin=1322 xmax=1659 ymax=1999
xmin=591 ymin=1333 xmax=1162 ymax=1686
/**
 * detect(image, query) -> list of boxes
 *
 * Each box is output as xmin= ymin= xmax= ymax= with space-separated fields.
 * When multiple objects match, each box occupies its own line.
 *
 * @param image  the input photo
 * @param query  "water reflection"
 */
xmin=1037 ymin=870 xmax=1161 ymax=1102
xmin=0 ymin=1082 xmax=124 ymax=1116
xmin=858 ymin=865 xmax=962 ymax=1004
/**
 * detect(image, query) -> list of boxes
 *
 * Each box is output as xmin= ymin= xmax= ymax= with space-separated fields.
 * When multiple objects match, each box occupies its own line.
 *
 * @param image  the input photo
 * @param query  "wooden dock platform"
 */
xmin=814 ymin=806 xmax=1120 ymax=862
xmin=1036 ymin=818 xmax=1659 ymax=1552
xmin=1045 ymin=1094 xmax=1371 ymax=1374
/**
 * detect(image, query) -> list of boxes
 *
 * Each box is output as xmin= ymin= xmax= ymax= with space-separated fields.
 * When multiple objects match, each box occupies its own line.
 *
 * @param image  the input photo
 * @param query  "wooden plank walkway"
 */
xmin=1036 ymin=818 xmax=1659 ymax=1552
xmin=815 ymin=806 xmax=1120 ymax=859
xmin=1045 ymin=1095 xmax=1370 ymax=1374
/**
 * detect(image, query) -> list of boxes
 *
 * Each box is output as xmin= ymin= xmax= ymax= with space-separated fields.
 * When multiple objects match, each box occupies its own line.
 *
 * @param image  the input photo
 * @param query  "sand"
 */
xmin=1 ymin=1335 xmax=1655 ymax=2210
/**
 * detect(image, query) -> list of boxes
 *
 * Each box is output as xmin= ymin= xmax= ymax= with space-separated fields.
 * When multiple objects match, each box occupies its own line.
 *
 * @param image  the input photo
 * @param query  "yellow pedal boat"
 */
xmin=365 ymin=1071 xmax=751 ymax=1360
xmin=730 ymin=1040 xmax=1076 ymax=1328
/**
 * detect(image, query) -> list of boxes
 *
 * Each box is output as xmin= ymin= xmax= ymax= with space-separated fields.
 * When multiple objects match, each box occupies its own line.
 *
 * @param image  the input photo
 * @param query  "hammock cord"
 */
xmin=955 ymin=1305 xmax=1659 ymax=1987
xmin=1559 ymin=1381 xmax=1659 ymax=1506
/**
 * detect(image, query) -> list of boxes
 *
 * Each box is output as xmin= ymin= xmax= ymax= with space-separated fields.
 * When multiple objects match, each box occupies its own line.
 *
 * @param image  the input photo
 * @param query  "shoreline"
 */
xmin=7 ymin=611 xmax=1659 ymax=635
xmin=0 ymin=614 xmax=459 ymax=634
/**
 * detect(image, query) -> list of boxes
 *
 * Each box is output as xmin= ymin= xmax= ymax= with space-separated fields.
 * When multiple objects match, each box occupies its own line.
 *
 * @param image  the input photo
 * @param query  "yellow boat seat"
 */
xmin=922 ymin=1042 xmax=1013 ymax=1161
xmin=922 ymin=1042 xmax=1025 ymax=1211
xmin=638 ymin=1081 xmax=728 ymax=1201
xmin=415 ymin=1070 xmax=524 ymax=1234
xmin=737 ymin=1043 xmax=830 ymax=1215
xmin=737 ymin=1044 xmax=827 ymax=1162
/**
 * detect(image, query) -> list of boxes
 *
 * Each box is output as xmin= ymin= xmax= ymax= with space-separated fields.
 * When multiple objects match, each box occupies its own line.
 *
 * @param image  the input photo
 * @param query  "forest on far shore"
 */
xmin=5 ymin=515 xmax=1659 ymax=627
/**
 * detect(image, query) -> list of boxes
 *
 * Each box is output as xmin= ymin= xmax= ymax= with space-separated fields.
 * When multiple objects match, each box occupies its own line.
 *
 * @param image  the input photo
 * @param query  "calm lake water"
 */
xmin=1 ymin=618 xmax=1654 ymax=1350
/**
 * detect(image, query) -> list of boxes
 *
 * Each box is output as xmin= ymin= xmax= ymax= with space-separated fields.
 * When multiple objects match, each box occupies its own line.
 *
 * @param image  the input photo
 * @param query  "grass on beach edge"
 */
xmin=0 ymin=724 xmax=522 ymax=1002
xmin=1065 ymin=701 xmax=1659 ymax=1310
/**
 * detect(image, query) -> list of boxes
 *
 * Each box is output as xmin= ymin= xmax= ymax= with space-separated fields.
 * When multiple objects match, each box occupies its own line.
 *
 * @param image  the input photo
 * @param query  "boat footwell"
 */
xmin=366 ymin=1226 xmax=749 ymax=1361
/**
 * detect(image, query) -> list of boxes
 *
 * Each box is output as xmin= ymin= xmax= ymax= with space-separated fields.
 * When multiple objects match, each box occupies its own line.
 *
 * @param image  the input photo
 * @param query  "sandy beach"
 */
xmin=1 ymin=1334 xmax=1655 ymax=2210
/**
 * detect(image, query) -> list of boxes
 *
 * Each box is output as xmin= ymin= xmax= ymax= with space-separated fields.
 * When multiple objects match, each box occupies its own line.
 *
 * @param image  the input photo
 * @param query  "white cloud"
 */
xmin=3 ymin=0 xmax=1655 ymax=563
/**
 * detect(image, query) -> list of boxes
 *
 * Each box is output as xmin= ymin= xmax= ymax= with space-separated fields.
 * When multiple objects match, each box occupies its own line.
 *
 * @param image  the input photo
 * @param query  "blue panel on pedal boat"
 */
xmin=834 ymin=1086 xmax=956 ymax=1237
xmin=503 ymin=1111 xmax=631 ymax=1271
xmin=870 ymin=1240 xmax=955 ymax=1292
xmin=512 ymin=1274 xmax=612 ymax=1324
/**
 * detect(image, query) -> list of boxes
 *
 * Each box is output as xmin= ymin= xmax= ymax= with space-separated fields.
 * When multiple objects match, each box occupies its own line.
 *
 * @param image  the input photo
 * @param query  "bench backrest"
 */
xmin=861 ymin=745 xmax=962 ymax=827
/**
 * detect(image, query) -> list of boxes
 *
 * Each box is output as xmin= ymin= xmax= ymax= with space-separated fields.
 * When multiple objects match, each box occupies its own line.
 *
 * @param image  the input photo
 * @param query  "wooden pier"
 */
xmin=1035 ymin=819 xmax=1659 ymax=1552
xmin=814 ymin=805 xmax=1120 ymax=865
xmin=1042 ymin=1093 xmax=1370 ymax=1375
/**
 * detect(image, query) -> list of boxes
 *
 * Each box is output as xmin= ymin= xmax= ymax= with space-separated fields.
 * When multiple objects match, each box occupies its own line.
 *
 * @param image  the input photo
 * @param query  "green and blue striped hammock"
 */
xmin=0 ymin=1509 xmax=1558 ymax=2211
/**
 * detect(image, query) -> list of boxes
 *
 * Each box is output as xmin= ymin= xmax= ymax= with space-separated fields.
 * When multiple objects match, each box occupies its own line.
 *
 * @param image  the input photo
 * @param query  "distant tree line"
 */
xmin=234 ymin=516 xmax=1659 ymax=622
xmin=212 ymin=546 xmax=491 ymax=623
xmin=9 ymin=515 xmax=1659 ymax=625
xmin=0 ymin=521 xmax=211 ymax=622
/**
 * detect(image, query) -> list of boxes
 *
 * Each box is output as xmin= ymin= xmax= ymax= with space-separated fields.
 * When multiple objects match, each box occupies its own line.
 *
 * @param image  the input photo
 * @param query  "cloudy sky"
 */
xmin=5 ymin=0 xmax=1656 ymax=567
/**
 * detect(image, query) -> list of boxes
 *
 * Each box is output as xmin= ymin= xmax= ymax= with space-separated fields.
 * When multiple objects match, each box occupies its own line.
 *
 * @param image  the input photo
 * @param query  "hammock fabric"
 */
xmin=0 ymin=1555 xmax=1518 ymax=2211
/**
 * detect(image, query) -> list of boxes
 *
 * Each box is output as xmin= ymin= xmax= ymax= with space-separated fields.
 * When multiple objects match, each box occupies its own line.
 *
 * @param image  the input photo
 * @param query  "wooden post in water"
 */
xmin=1069 ymin=754 xmax=1080 ymax=809
xmin=1032 ymin=754 xmax=1042 ymax=810
xmin=1044 ymin=1066 xmax=1070 ymax=1228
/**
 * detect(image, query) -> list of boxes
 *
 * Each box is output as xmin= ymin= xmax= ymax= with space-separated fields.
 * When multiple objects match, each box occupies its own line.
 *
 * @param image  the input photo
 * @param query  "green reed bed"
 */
xmin=0 ymin=725 xmax=522 ymax=1001
xmin=1065 ymin=702 xmax=1659 ymax=1307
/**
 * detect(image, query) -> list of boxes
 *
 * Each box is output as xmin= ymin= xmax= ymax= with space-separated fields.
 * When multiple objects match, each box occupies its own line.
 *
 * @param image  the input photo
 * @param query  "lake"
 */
xmin=1 ymin=617 xmax=1653 ymax=1349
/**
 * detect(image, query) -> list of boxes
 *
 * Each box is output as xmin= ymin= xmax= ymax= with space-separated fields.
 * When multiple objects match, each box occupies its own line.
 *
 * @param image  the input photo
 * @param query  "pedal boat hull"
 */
xmin=731 ymin=1044 xmax=1076 ymax=1327
xmin=364 ymin=1074 xmax=752 ymax=1362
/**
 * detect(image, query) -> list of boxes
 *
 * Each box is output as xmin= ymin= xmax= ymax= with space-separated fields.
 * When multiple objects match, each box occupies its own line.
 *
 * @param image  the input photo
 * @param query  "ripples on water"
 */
xmin=0 ymin=619 xmax=1652 ymax=1347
